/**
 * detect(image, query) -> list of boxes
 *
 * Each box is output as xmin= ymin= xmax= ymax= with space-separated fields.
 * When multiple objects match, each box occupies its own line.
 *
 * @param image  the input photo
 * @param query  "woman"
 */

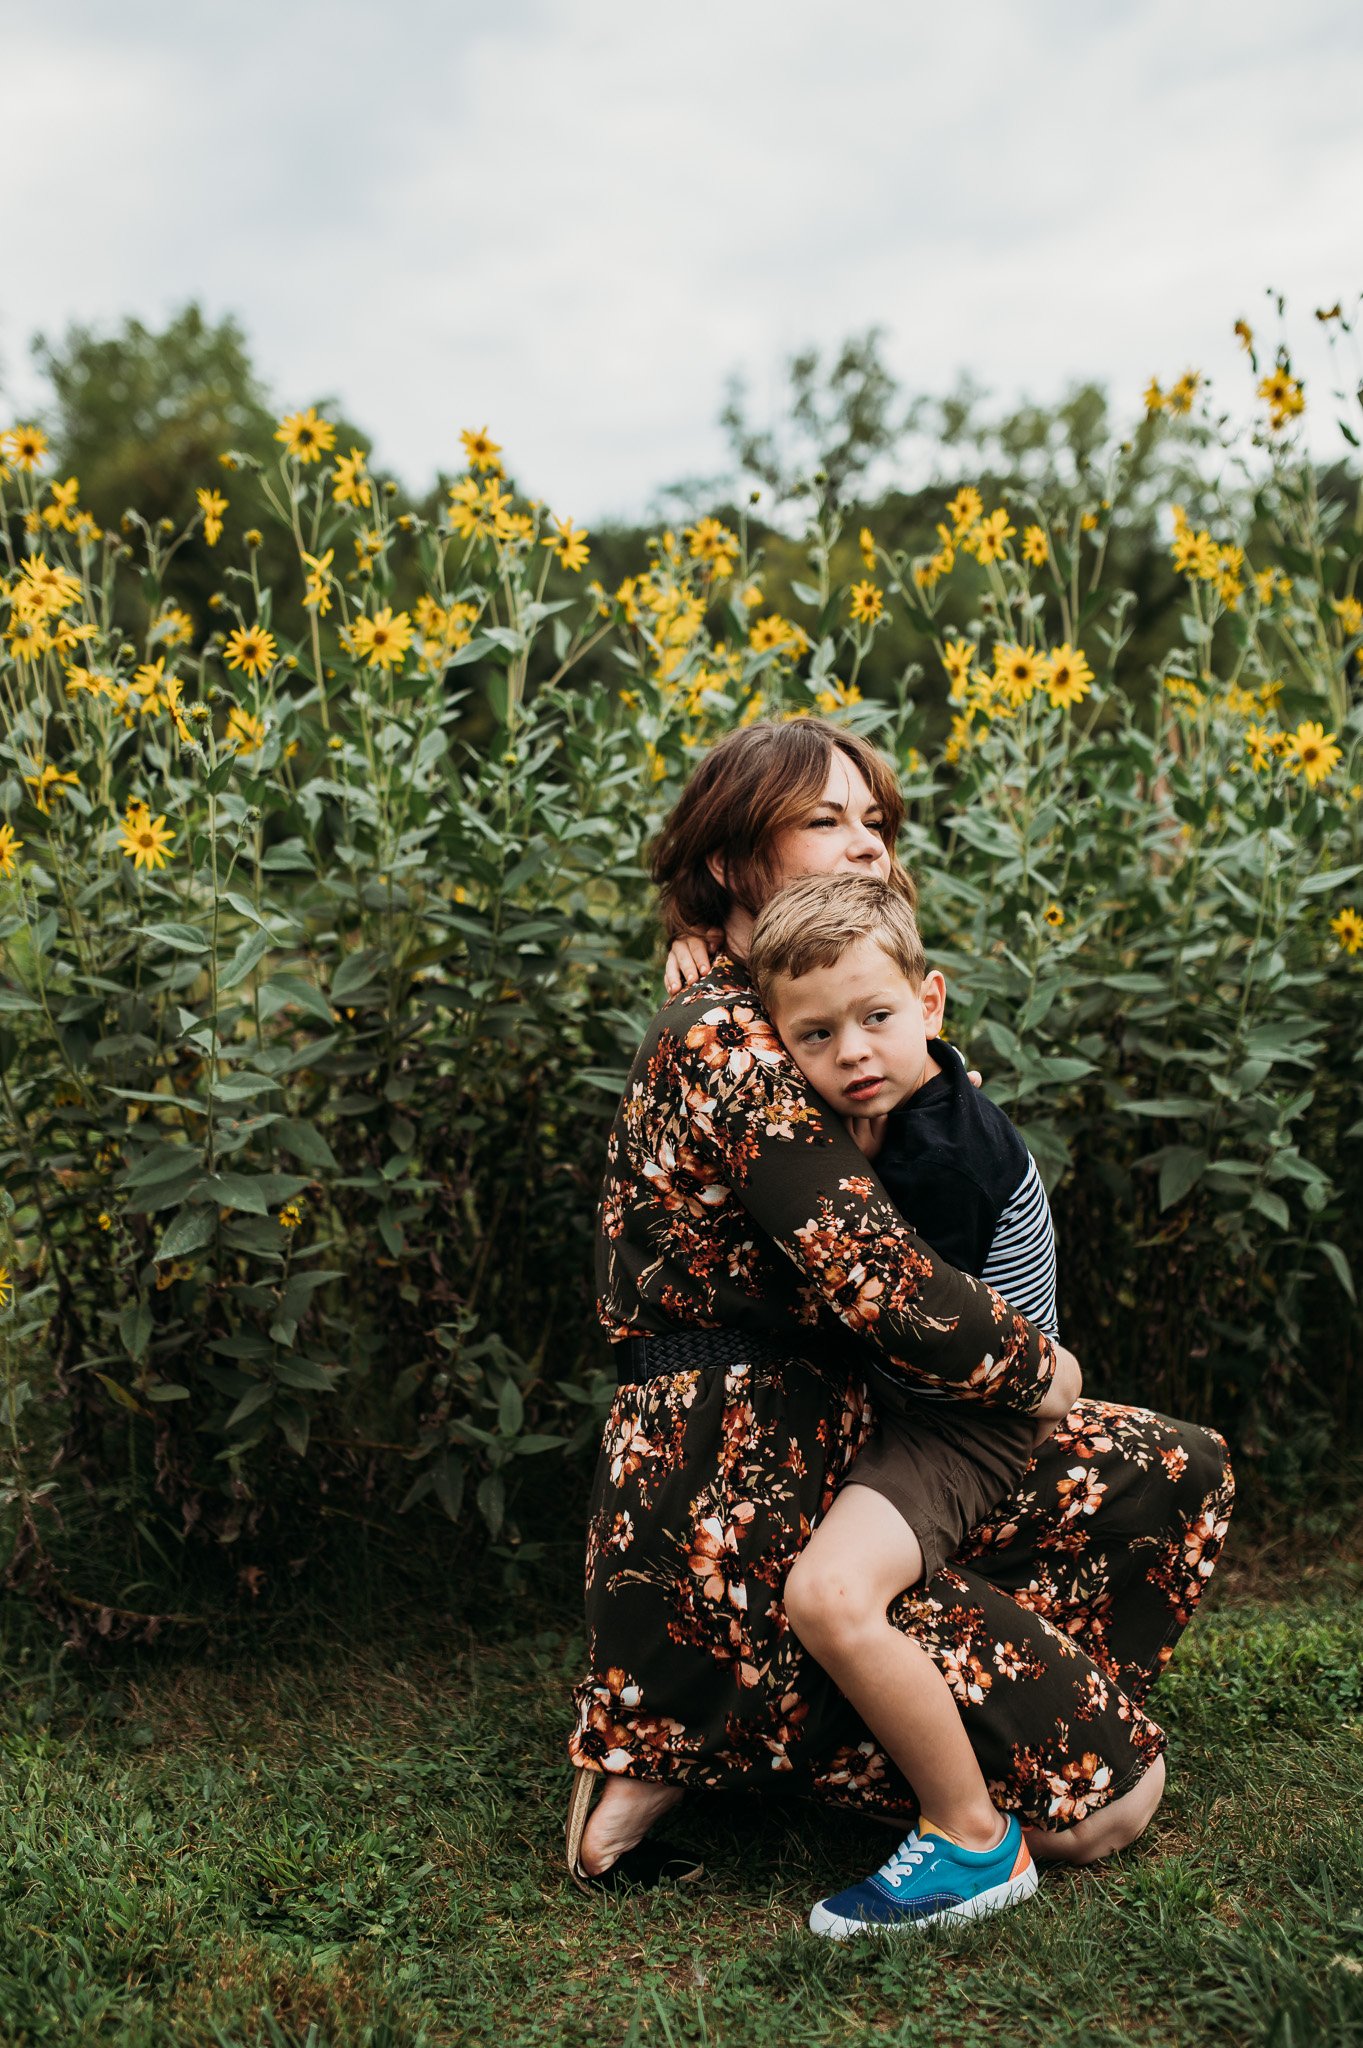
xmin=568 ymin=716 xmax=1234 ymax=1910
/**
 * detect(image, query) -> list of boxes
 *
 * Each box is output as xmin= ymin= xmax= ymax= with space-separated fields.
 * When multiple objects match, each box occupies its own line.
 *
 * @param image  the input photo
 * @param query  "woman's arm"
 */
xmin=660 ymin=993 xmax=1057 ymax=1414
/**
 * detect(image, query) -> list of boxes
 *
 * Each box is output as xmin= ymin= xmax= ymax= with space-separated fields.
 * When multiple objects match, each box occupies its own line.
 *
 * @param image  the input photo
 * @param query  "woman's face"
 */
xmin=766 ymin=752 xmax=893 ymax=898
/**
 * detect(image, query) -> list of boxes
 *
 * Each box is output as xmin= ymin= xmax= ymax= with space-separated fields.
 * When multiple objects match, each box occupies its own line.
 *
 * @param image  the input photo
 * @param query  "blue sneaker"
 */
xmin=808 ymin=1813 xmax=1037 ymax=1939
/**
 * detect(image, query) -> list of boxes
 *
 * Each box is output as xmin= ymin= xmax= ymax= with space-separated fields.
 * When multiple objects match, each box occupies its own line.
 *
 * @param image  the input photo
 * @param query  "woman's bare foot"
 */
xmin=1023 ymin=1753 xmax=1166 ymax=1867
xmin=579 ymin=1775 xmax=684 ymax=1876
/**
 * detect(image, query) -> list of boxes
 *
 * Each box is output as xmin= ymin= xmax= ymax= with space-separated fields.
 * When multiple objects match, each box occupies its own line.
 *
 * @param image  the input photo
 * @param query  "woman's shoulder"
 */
xmin=643 ymin=958 xmax=784 ymax=1068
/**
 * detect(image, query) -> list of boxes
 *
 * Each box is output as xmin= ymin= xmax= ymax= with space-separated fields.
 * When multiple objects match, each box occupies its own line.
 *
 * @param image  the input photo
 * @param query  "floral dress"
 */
xmin=570 ymin=957 xmax=1235 ymax=1831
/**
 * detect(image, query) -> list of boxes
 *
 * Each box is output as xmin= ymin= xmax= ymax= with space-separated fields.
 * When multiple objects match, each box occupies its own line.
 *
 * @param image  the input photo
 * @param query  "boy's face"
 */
xmin=766 ymin=937 xmax=947 ymax=1116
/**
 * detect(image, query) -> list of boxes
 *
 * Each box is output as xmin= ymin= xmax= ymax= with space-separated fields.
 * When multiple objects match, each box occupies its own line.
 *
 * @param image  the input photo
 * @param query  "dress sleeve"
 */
xmin=666 ymin=992 xmax=1057 ymax=1413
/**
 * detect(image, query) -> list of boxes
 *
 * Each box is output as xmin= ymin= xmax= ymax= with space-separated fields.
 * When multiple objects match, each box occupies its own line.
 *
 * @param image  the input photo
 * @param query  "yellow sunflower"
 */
xmin=1285 ymin=720 xmax=1342 ymax=786
xmin=275 ymin=408 xmax=337 ymax=463
xmin=224 ymin=625 xmax=278 ymax=678
xmin=118 ymin=810 xmax=176 ymax=871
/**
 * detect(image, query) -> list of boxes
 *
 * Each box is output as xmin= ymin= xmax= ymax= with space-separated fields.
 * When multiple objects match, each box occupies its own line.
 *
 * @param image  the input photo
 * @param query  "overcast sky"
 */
xmin=7 ymin=0 xmax=1363 ymax=522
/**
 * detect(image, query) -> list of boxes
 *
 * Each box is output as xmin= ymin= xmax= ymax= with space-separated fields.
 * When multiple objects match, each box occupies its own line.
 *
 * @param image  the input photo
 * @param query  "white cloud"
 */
xmin=7 ymin=0 xmax=1363 ymax=519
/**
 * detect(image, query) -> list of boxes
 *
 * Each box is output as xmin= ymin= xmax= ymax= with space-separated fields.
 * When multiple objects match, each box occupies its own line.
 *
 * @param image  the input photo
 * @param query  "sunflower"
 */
xmin=0 ymin=822 xmax=24 ymax=878
xmin=349 ymin=606 xmax=414 ymax=671
xmin=749 ymin=614 xmax=794 ymax=653
xmin=0 ymin=1265 xmax=13 ymax=1310
xmin=1257 ymin=367 xmax=1305 ymax=431
xmin=1043 ymin=643 xmax=1094 ymax=709
xmin=858 ymin=526 xmax=876 ymax=571
xmin=196 ymin=487 xmax=227 ymax=545
xmin=224 ymin=706 xmax=267 ymax=755
xmin=117 ymin=810 xmax=176 ymax=872
xmin=5 ymin=424 xmax=47 ymax=471
xmin=224 ymin=625 xmax=278 ymax=678
xmin=1022 ymin=525 xmax=1049 ymax=567
xmin=23 ymin=762 xmax=80 ymax=814
xmin=460 ymin=426 xmax=503 ymax=473
xmin=275 ymin=407 xmax=337 ymax=463
xmin=540 ymin=515 xmax=590 ymax=573
xmin=1330 ymin=906 xmax=1363 ymax=956
xmin=848 ymin=581 xmax=884 ymax=625
xmin=992 ymin=643 xmax=1040 ymax=708
xmin=1285 ymin=720 xmax=1342 ymax=786
xmin=942 ymin=638 xmax=976 ymax=703
xmin=1043 ymin=903 xmax=1065 ymax=928
xmin=1244 ymin=723 xmax=1274 ymax=774
xmin=332 ymin=447 xmax=372 ymax=509
xmin=968 ymin=508 xmax=1016 ymax=564
xmin=946 ymin=485 xmax=983 ymax=535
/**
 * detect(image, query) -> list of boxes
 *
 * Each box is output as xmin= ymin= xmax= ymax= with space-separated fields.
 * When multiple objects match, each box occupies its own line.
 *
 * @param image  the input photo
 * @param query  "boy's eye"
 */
xmin=800 ymin=1028 xmax=830 ymax=1046
xmin=866 ymin=1010 xmax=892 ymax=1025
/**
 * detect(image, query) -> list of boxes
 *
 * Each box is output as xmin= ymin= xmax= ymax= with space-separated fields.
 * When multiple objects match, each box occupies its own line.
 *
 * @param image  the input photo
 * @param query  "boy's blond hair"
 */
xmin=749 ymin=873 xmax=926 ymax=1001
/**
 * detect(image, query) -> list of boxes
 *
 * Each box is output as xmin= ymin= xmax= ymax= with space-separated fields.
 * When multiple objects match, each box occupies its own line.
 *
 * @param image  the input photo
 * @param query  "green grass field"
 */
xmin=1 ymin=1535 xmax=1361 ymax=2048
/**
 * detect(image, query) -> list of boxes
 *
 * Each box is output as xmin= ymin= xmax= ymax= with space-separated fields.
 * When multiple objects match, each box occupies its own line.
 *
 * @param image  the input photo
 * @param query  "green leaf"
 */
xmin=272 ymin=1119 xmax=339 ymax=1171
xmin=260 ymin=837 xmax=315 ymax=871
xmin=119 ymin=1301 xmax=154 ymax=1362
xmin=272 ymin=1357 xmax=344 ymax=1391
xmin=1119 ymin=1096 xmax=1209 ymax=1118
xmin=498 ymin=1378 xmax=525 ymax=1436
xmin=258 ymin=975 xmax=335 ymax=1027
xmin=223 ymin=889 xmax=285 ymax=931
xmin=1319 ymin=1241 xmax=1356 ymax=1303
xmin=476 ymin=1470 xmax=504 ymax=1537
xmin=1248 ymin=1187 xmax=1291 ymax=1229
xmin=1298 ymin=863 xmax=1363 ymax=896
xmin=275 ymin=1398 xmax=310 ymax=1456
xmin=1157 ymin=1148 xmax=1207 ymax=1210
xmin=332 ymin=947 xmax=385 ymax=998
xmin=94 ymin=1372 xmax=151 ymax=1417
xmin=219 ymin=928 xmax=274 ymax=990
xmin=225 ymin=1380 xmax=274 ymax=1428
xmin=138 ymin=921 xmax=211 ymax=954
xmin=431 ymin=1453 xmax=466 ymax=1524
xmin=156 ymin=1204 xmax=217 ymax=1261
xmin=191 ymin=1172 xmax=270 ymax=1217
xmin=146 ymin=1382 xmax=191 ymax=1402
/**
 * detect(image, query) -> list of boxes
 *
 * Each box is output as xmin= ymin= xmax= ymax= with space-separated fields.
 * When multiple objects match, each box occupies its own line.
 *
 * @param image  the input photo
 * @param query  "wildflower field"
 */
xmin=1 ymin=306 xmax=1361 ymax=1636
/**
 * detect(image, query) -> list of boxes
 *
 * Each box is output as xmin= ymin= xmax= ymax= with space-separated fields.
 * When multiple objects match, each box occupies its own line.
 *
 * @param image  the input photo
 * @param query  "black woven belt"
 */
xmin=612 ymin=1328 xmax=805 ymax=1385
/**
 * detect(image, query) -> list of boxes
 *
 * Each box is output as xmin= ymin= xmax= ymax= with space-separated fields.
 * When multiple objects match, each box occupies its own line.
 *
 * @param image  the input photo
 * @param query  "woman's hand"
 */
xmin=664 ymin=928 xmax=722 ymax=995
xmin=1033 ymin=1343 xmax=1083 ymax=1440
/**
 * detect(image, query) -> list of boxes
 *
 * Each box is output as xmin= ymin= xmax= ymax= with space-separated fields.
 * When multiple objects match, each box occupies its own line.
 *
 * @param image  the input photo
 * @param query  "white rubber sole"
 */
xmin=808 ymin=1859 xmax=1038 ymax=1940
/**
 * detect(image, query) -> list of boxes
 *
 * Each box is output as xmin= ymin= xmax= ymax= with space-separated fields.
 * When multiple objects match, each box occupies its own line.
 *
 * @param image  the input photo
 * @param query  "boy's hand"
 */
xmin=664 ymin=928 xmax=722 ymax=995
xmin=1033 ymin=1342 xmax=1082 ymax=1429
xmin=844 ymin=1112 xmax=888 ymax=1161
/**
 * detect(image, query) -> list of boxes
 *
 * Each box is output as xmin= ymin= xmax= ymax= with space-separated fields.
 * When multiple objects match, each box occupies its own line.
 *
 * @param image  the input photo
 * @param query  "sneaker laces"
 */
xmin=878 ymin=1831 xmax=932 ymax=1891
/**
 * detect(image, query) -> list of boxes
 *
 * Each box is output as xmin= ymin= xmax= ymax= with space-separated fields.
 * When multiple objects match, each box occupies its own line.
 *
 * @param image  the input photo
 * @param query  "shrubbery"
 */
xmin=1 ymin=319 xmax=1360 ymax=1635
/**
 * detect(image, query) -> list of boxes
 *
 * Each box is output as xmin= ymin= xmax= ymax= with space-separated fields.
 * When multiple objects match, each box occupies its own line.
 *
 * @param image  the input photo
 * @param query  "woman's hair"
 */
xmin=650 ymin=718 xmax=913 ymax=939
xmin=748 ymin=873 xmax=926 ymax=1002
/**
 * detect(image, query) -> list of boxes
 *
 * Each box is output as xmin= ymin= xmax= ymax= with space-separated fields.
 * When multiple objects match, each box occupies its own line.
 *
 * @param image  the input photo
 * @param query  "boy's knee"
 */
xmin=783 ymin=1552 xmax=877 ymax=1649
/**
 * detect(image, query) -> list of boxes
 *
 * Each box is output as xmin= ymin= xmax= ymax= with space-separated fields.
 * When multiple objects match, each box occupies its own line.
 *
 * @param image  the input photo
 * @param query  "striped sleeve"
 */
xmin=979 ymin=1152 xmax=1059 ymax=1341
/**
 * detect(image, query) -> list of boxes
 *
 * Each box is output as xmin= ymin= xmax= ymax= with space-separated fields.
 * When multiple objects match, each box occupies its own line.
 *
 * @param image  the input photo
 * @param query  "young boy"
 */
xmin=747 ymin=870 xmax=1081 ymax=1939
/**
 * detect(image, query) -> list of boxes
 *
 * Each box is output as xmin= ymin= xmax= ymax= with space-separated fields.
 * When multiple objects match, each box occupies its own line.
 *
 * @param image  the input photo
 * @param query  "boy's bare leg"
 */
xmin=783 ymin=1486 xmax=1006 ymax=1852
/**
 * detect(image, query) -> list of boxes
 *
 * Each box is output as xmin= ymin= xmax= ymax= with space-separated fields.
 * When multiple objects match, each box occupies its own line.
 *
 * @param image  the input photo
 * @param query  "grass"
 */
xmin=1 ymin=1532 xmax=1361 ymax=2047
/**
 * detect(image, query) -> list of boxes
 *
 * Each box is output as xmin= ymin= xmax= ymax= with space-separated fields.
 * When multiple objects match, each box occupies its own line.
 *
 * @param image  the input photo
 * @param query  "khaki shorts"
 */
xmin=842 ymin=1396 xmax=1037 ymax=1582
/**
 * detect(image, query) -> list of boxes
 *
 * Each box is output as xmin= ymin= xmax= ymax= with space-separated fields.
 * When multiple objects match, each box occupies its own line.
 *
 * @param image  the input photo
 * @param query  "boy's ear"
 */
xmin=921 ymin=968 xmax=948 ymax=1038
